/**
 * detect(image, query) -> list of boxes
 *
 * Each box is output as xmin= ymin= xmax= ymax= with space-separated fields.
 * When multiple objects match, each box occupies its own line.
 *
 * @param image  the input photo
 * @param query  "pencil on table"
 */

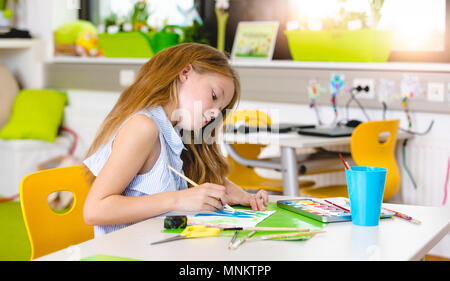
xmin=382 ymin=206 xmax=421 ymax=224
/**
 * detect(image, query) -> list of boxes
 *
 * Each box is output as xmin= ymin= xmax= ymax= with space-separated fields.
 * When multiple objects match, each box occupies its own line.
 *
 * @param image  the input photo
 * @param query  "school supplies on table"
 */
xmin=187 ymin=209 xmax=275 ymax=228
xmin=167 ymin=165 xmax=235 ymax=212
xmin=228 ymin=230 xmax=256 ymax=250
xmin=164 ymin=215 xmax=188 ymax=229
xmin=228 ymin=230 xmax=240 ymax=250
xmin=381 ymin=207 xmax=421 ymax=224
xmin=277 ymin=197 xmax=394 ymax=223
xmin=150 ymin=225 xmax=220 ymax=245
xmin=163 ymin=202 xmax=324 ymax=242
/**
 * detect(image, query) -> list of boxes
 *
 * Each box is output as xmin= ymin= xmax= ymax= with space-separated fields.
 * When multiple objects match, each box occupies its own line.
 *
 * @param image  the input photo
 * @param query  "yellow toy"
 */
xmin=75 ymin=29 xmax=103 ymax=57
xmin=54 ymin=20 xmax=103 ymax=57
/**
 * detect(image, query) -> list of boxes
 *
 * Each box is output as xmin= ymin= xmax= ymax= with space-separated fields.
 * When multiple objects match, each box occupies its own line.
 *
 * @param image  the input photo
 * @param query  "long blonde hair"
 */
xmin=84 ymin=43 xmax=240 ymax=186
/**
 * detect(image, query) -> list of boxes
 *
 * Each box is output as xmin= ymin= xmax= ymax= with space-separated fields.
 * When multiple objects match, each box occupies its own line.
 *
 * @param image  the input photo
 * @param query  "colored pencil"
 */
xmin=339 ymin=153 xmax=351 ymax=170
xmin=167 ymin=165 xmax=234 ymax=212
xmin=381 ymin=206 xmax=421 ymax=224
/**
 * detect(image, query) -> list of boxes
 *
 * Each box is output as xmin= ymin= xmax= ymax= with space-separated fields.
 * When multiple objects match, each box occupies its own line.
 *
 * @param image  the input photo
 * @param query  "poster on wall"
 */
xmin=231 ymin=21 xmax=279 ymax=61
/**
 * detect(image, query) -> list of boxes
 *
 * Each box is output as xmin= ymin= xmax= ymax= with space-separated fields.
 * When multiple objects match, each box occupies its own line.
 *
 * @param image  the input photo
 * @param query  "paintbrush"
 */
xmin=249 ymin=230 xmax=326 ymax=241
xmin=229 ymin=230 xmax=256 ymax=250
xmin=168 ymin=165 xmax=235 ymax=212
xmin=228 ymin=230 xmax=240 ymax=250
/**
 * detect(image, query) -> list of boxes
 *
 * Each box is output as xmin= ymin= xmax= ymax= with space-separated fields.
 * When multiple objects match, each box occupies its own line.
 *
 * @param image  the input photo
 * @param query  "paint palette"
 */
xmin=277 ymin=197 xmax=393 ymax=223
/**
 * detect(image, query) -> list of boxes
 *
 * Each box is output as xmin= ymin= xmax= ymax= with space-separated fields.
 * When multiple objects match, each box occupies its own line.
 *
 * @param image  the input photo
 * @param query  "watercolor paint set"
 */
xmin=277 ymin=197 xmax=394 ymax=223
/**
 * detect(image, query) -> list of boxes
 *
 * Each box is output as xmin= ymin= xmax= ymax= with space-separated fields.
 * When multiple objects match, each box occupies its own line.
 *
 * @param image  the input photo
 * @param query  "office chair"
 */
xmin=224 ymin=109 xmax=314 ymax=194
xmin=20 ymin=165 xmax=94 ymax=260
xmin=301 ymin=120 xmax=401 ymax=202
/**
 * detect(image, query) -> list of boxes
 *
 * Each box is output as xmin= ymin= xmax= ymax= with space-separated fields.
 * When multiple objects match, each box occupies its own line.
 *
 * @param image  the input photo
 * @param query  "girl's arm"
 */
xmin=223 ymin=178 xmax=269 ymax=211
xmin=83 ymin=115 xmax=227 ymax=226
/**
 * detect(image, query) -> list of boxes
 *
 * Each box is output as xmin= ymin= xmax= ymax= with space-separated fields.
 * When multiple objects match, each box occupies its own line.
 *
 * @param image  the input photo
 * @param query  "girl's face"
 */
xmin=174 ymin=64 xmax=235 ymax=130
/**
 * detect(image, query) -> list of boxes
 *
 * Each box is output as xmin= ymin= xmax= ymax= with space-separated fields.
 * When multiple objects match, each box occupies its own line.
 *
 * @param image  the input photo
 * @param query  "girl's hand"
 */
xmin=175 ymin=183 xmax=228 ymax=212
xmin=230 ymin=189 xmax=269 ymax=211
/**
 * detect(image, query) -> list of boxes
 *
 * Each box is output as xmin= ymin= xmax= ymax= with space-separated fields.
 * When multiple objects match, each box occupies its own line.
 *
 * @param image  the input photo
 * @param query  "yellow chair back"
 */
xmin=20 ymin=165 xmax=94 ymax=260
xmin=224 ymin=109 xmax=271 ymax=128
xmin=350 ymin=119 xmax=401 ymax=201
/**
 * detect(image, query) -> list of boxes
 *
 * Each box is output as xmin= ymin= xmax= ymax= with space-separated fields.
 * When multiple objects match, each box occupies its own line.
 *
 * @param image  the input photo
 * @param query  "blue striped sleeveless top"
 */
xmin=83 ymin=106 xmax=188 ymax=237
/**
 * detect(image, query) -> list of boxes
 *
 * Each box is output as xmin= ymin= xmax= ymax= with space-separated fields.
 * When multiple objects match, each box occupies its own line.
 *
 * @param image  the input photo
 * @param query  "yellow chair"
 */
xmin=301 ymin=120 xmax=401 ymax=202
xmin=225 ymin=110 xmax=314 ymax=194
xmin=20 ymin=165 xmax=94 ymax=260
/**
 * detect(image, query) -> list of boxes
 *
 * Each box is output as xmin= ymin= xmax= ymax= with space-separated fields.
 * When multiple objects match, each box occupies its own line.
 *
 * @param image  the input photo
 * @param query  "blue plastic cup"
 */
xmin=346 ymin=166 xmax=387 ymax=226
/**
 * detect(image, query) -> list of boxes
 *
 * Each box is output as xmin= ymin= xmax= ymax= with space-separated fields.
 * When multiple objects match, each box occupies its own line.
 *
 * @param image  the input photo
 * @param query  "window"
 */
xmin=79 ymin=0 xmax=450 ymax=62
xmin=200 ymin=0 xmax=450 ymax=62
xmin=80 ymin=0 xmax=197 ymax=30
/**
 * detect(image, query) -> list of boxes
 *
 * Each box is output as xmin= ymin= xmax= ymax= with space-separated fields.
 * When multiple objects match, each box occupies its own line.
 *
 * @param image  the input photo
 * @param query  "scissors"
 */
xmin=150 ymin=225 xmax=220 ymax=245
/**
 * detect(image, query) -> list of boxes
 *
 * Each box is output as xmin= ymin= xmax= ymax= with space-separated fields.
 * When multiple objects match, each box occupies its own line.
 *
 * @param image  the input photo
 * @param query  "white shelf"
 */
xmin=0 ymin=39 xmax=39 ymax=49
xmin=0 ymin=39 xmax=45 ymax=88
xmin=48 ymin=55 xmax=450 ymax=72
xmin=48 ymin=55 xmax=148 ymax=64
xmin=231 ymin=60 xmax=450 ymax=72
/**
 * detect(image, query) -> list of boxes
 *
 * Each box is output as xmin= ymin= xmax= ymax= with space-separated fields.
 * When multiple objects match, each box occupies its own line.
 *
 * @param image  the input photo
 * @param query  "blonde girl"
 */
xmin=82 ymin=43 xmax=268 ymax=236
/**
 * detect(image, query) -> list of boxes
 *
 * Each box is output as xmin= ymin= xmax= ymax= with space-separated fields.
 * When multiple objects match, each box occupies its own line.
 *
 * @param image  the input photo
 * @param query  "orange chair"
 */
xmin=225 ymin=110 xmax=314 ymax=194
xmin=301 ymin=120 xmax=401 ymax=201
xmin=20 ymin=165 xmax=94 ymax=260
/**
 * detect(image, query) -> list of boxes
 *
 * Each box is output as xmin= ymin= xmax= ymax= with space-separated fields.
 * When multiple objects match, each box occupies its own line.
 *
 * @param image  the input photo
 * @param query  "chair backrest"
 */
xmin=224 ymin=109 xmax=271 ymax=128
xmin=350 ymin=120 xmax=401 ymax=201
xmin=20 ymin=165 xmax=94 ymax=260
xmin=224 ymin=110 xmax=271 ymax=185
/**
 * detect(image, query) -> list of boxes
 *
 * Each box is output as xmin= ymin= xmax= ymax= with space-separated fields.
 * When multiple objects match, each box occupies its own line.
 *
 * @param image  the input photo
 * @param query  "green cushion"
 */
xmin=0 ymin=89 xmax=67 ymax=142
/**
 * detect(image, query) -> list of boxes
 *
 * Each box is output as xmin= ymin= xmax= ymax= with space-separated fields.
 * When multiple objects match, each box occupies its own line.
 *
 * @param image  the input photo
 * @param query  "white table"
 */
xmin=222 ymin=131 xmax=411 ymax=197
xmin=37 ymin=195 xmax=449 ymax=261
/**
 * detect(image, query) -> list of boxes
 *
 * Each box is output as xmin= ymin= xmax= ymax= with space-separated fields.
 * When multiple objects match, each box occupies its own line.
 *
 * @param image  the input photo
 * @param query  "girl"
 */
xmin=82 ymin=43 xmax=269 ymax=237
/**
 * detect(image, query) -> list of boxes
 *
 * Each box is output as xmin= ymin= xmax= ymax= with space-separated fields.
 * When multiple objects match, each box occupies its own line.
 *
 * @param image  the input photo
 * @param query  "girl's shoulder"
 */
xmin=113 ymin=114 xmax=159 ymax=153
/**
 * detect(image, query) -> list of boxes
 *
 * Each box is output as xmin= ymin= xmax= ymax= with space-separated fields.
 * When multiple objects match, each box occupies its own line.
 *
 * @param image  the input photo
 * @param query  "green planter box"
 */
xmin=98 ymin=31 xmax=155 ymax=58
xmin=284 ymin=29 xmax=393 ymax=62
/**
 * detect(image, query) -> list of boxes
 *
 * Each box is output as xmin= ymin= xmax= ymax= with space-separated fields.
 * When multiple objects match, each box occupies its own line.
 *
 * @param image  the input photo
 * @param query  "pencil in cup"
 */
xmin=339 ymin=153 xmax=351 ymax=170
xmin=167 ymin=165 xmax=234 ymax=212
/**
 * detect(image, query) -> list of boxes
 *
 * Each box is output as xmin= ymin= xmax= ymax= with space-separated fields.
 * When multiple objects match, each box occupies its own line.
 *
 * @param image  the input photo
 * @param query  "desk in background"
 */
xmin=36 ymin=195 xmax=449 ymax=261
xmin=222 ymin=131 xmax=412 ymax=196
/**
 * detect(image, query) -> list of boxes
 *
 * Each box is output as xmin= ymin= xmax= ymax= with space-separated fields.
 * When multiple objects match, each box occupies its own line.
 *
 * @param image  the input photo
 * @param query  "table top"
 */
xmin=221 ymin=131 xmax=411 ymax=149
xmin=37 ymin=195 xmax=449 ymax=261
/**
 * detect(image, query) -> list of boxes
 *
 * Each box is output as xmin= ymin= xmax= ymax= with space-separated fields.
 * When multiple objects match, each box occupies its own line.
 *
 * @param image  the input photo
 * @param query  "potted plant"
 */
xmin=0 ymin=0 xmax=17 ymax=28
xmin=284 ymin=0 xmax=392 ymax=62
